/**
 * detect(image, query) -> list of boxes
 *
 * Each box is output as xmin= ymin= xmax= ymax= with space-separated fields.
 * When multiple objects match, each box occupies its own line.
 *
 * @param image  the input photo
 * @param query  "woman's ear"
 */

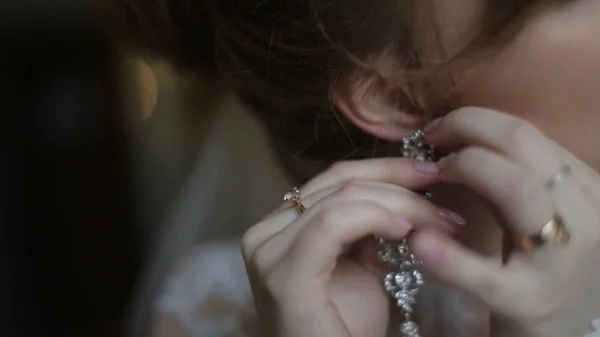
xmin=333 ymin=76 xmax=424 ymax=141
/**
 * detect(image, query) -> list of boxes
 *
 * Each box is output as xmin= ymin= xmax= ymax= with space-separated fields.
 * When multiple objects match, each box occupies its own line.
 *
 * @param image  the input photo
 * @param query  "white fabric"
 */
xmin=585 ymin=319 xmax=600 ymax=337
xmin=155 ymin=242 xmax=487 ymax=337
xmin=156 ymin=242 xmax=254 ymax=337
xmin=156 ymin=241 xmax=599 ymax=337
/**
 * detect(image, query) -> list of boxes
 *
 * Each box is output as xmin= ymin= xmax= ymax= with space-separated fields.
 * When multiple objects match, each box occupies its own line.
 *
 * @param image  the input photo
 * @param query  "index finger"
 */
xmin=424 ymin=107 xmax=595 ymax=198
xmin=424 ymin=107 xmax=562 ymax=174
xmin=244 ymin=158 xmax=439 ymax=261
xmin=246 ymin=158 xmax=440 ymax=256
xmin=301 ymin=158 xmax=440 ymax=197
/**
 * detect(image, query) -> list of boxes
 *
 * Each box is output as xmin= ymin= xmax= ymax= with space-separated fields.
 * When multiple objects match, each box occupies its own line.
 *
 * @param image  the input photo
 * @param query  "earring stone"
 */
xmin=377 ymin=129 xmax=435 ymax=337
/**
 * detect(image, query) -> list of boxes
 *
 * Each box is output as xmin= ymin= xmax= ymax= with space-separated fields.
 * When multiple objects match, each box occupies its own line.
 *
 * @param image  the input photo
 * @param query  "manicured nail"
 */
xmin=396 ymin=216 xmax=413 ymax=231
xmin=414 ymin=161 xmax=439 ymax=175
xmin=424 ymin=118 xmax=442 ymax=134
xmin=437 ymin=208 xmax=467 ymax=226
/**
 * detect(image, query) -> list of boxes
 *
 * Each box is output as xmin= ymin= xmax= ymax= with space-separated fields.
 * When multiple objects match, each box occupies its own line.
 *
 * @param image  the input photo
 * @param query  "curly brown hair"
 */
xmin=116 ymin=0 xmax=557 ymax=183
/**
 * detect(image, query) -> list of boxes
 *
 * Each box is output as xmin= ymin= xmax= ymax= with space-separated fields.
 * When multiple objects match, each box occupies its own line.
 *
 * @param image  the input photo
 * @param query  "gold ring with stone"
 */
xmin=283 ymin=187 xmax=307 ymax=214
xmin=515 ymin=216 xmax=570 ymax=252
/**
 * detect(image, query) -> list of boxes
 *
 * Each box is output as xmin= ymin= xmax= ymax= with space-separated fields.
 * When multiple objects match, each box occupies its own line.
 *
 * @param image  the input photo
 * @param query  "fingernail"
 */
xmin=437 ymin=208 xmax=467 ymax=226
xmin=414 ymin=161 xmax=439 ymax=175
xmin=396 ymin=216 xmax=413 ymax=231
xmin=424 ymin=118 xmax=442 ymax=134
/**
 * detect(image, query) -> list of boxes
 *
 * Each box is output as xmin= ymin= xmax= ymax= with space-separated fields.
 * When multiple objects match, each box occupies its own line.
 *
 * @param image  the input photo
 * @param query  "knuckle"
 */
xmin=241 ymin=226 xmax=261 ymax=258
xmin=312 ymin=207 xmax=343 ymax=234
xmin=336 ymin=179 xmax=365 ymax=198
xmin=403 ymin=191 xmax=427 ymax=209
xmin=241 ymin=221 xmax=271 ymax=260
xmin=506 ymin=120 xmax=542 ymax=146
xmin=308 ymin=202 xmax=383 ymax=239
xmin=446 ymin=107 xmax=471 ymax=127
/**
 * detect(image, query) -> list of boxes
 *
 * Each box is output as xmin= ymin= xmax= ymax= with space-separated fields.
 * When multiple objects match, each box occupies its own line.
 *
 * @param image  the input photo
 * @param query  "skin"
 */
xmin=431 ymin=1 xmax=600 ymax=333
xmin=338 ymin=0 xmax=600 ymax=287
xmin=153 ymin=1 xmax=600 ymax=336
xmin=244 ymin=1 xmax=600 ymax=337
xmin=342 ymin=0 xmax=600 ymax=169
xmin=243 ymin=112 xmax=600 ymax=337
xmin=452 ymin=0 xmax=600 ymax=170
xmin=416 ymin=1 xmax=600 ymax=334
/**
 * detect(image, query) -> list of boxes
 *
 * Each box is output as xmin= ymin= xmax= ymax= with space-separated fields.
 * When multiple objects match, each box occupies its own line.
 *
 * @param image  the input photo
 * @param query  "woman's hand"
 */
xmin=241 ymin=158 xmax=465 ymax=337
xmin=417 ymin=107 xmax=600 ymax=337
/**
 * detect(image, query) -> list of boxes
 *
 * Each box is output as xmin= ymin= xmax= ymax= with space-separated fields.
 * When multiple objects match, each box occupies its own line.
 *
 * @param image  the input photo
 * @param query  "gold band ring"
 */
xmin=515 ymin=216 xmax=570 ymax=252
xmin=283 ymin=187 xmax=307 ymax=214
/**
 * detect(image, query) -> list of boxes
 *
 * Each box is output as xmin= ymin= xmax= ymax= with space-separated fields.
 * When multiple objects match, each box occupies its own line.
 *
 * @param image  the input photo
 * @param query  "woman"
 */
xmin=122 ymin=0 xmax=600 ymax=336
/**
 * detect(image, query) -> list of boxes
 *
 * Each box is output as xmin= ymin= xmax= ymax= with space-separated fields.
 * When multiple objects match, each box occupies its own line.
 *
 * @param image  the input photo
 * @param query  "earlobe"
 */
xmin=333 ymin=76 xmax=425 ymax=142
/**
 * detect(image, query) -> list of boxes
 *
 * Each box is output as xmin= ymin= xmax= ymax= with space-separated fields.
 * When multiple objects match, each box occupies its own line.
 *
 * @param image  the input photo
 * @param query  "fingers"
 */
xmin=412 ymin=107 xmax=600 ymax=326
xmin=284 ymin=201 xmax=412 ymax=281
xmin=301 ymin=158 xmax=439 ymax=196
xmin=251 ymin=182 xmax=462 ymax=273
xmin=438 ymin=147 xmax=553 ymax=236
xmin=410 ymin=230 xmax=517 ymax=315
xmin=426 ymin=107 xmax=598 ymax=201
xmin=424 ymin=107 xmax=562 ymax=174
xmin=252 ymin=201 xmax=408 ymax=310
xmin=546 ymin=173 xmax=600 ymax=251
xmin=426 ymin=108 xmax=599 ymax=254
xmin=243 ymin=158 xmax=441 ymax=261
xmin=435 ymin=145 xmax=594 ymax=270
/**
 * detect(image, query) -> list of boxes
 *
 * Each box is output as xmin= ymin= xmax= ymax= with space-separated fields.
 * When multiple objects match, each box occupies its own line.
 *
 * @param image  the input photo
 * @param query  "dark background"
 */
xmin=0 ymin=1 xmax=140 ymax=336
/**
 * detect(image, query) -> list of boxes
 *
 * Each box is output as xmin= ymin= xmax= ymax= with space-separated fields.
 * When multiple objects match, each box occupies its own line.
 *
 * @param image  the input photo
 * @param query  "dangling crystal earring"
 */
xmin=376 ymin=129 xmax=435 ymax=337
